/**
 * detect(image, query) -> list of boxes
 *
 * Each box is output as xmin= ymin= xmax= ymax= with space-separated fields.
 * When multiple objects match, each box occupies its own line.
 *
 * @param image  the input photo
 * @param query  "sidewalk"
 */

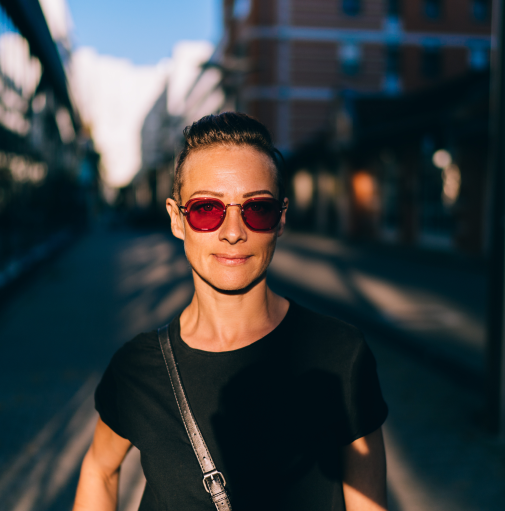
xmin=271 ymin=232 xmax=503 ymax=511
xmin=0 ymin=228 xmax=502 ymax=511
xmin=0 ymin=228 xmax=191 ymax=511
xmin=273 ymin=232 xmax=487 ymax=378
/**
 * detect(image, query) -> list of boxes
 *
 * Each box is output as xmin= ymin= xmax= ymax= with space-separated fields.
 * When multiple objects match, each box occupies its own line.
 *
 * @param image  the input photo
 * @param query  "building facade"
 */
xmin=0 ymin=0 xmax=98 ymax=285
xmin=223 ymin=0 xmax=491 ymax=152
xmin=221 ymin=0 xmax=492 ymax=253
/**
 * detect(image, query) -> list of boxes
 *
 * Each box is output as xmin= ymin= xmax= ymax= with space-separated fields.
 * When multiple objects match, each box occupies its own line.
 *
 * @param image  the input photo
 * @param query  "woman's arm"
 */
xmin=73 ymin=417 xmax=132 ymax=511
xmin=342 ymin=427 xmax=388 ymax=511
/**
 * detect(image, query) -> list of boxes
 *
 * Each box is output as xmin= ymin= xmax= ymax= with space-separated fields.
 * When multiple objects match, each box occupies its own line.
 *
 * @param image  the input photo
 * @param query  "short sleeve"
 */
xmin=94 ymin=353 xmax=128 ymax=439
xmin=342 ymin=334 xmax=388 ymax=444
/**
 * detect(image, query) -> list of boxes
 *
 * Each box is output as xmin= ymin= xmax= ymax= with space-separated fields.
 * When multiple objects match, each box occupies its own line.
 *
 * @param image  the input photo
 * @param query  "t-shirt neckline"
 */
xmin=171 ymin=298 xmax=295 ymax=358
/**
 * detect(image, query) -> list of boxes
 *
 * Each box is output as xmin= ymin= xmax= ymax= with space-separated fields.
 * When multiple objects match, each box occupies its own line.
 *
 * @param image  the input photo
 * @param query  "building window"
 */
xmin=0 ymin=7 xmax=42 ymax=136
xmin=343 ymin=0 xmax=361 ymax=16
xmin=469 ymin=46 xmax=489 ymax=69
xmin=422 ymin=46 xmax=442 ymax=78
xmin=384 ymin=45 xmax=401 ymax=94
xmin=386 ymin=45 xmax=401 ymax=74
xmin=233 ymin=0 xmax=251 ymax=20
xmin=388 ymin=0 xmax=400 ymax=16
xmin=339 ymin=43 xmax=361 ymax=75
xmin=424 ymin=0 xmax=442 ymax=19
xmin=472 ymin=0 xmax=490 ymax=21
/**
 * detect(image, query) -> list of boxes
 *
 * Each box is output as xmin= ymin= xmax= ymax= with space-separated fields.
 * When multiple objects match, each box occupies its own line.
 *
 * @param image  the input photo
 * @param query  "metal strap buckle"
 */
xmin=203 ymin=470 xmax=227 ymax=493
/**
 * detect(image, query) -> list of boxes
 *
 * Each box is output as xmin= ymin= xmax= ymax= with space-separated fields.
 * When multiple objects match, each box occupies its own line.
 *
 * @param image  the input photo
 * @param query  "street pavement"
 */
xmin=0 ymin=227 xmax=503 ymax=511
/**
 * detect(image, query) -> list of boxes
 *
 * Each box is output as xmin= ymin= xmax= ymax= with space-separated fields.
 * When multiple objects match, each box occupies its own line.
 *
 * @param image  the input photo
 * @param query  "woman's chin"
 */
xmin=196 ymin=268 xmax=265 ymax=294
xmin=211 ymin=277 xmax=260 ymax=294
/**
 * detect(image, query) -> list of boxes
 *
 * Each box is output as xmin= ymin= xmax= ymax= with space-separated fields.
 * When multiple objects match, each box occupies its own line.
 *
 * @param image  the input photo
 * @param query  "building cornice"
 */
xmin=244 ymin=25 xmax=491 ymax=47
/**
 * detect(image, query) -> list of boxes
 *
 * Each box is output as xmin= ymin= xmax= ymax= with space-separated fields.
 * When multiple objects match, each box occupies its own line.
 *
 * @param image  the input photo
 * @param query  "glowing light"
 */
xmin=352 ymin=171 xmax=376 ymax=207
xmin=0 ymin=103 xmax=30 ymax=135
xmin=293 ymin=170 xmax=313 ymax=209
xmin=441 ymin=164 xmax=461 ymax=206
xmin=432 ymin=149 xmax=452 ymax=169
xmin=430 ymin=149 xmax=461 ymax=206
xmin=0 ymin=152 xmax=48 ymax=184
xmin=55 ymin=107 xmax=75 ymax=143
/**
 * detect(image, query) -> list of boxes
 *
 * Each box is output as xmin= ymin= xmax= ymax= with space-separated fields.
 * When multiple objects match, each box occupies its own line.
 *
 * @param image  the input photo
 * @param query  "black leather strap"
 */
xmin=158 ymin=324 xmax=232 ymax=511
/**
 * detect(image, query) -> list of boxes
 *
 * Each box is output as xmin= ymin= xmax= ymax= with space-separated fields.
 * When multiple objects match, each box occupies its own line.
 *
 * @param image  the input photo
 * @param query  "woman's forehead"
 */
xmin=181 ymin=146 xmax=277 ymax=193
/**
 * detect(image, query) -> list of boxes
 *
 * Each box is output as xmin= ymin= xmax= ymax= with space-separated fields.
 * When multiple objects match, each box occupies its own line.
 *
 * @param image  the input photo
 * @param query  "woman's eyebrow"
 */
xmin=242 ymin=190 xmax=274 ymax=198
xmin=189 ymin=190 xmax=225 ymax=198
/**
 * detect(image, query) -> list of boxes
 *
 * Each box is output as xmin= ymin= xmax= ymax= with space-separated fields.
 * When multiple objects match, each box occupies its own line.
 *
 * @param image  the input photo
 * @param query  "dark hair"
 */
xmin=172 ymin=112 xmax=285 ymax=203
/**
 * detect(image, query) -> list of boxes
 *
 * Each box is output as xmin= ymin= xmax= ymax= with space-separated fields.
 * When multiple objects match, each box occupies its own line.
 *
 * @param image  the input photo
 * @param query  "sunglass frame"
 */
xmin=178 ymin=197 xmax=286 ymax=233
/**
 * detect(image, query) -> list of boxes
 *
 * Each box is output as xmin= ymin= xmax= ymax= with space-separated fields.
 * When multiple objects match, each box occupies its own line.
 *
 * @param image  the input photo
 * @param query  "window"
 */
xmin=422 ymin=46 xmax=442 ymax=78
xmin=386 ymin=45 xmax=401 ymax=74
xmin=424 ymin=0 xmax=442 ymax=19
xmin=343 ymin=0 xmax=361 ymax=16
xmin=233 ymin=0 xmax=251 ymax=20
xmin=472 ymin=0 xmax=490 ymax=21
xmin=339 ymin=43 xmax=361 ymax=75
xmin=388 ymin=0 xmax=400 ymax=16
xmin=384 ymin=45 xmax=401 ymax=94
xmin=469 ymin=46 xmax=489 ymax=69
xmin=0 ymin=7 xmax=42 ymax=136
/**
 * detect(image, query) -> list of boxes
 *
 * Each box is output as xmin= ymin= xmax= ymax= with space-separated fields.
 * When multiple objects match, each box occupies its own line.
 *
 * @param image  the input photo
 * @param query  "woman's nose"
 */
xmin=218 ymin=204 xmax=247 ymax=243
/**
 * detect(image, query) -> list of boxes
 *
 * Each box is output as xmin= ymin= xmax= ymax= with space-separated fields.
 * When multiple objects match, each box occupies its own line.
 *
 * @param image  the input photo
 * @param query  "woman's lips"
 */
xmin=213 ymin=254 xmax=251 ymax=266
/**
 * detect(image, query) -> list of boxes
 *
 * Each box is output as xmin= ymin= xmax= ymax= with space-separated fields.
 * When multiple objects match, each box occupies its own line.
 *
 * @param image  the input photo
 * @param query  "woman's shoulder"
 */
xmin=109 ymin=329 xmax=161 ymax=371
xmin=285 ymin=301 xmax=368 ymax=359
xmin=285 ymin=302 xmax=381 ymax=393
xmin=288 ymin=301 xmax=364 ymax=342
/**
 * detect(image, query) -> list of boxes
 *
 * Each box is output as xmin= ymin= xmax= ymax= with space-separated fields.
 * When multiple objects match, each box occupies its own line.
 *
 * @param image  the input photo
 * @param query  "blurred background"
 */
xmin=1 ymin=0 xmax=504 ymax=510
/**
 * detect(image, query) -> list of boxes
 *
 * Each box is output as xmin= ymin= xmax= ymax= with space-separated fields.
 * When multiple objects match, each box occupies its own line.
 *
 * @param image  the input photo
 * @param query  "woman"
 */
xmin=73 ymin=113 xmax=388 ymax=511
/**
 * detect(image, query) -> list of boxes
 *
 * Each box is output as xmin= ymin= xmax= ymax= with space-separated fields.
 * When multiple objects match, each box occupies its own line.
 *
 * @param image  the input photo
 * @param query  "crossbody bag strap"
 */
xmin=158 ymin=324 xmax=232 ymax=511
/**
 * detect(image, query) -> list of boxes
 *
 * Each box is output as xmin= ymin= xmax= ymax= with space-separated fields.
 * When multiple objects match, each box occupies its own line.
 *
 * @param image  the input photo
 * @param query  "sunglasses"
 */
xmin=178 ymin=197 xmax=287 ymax=232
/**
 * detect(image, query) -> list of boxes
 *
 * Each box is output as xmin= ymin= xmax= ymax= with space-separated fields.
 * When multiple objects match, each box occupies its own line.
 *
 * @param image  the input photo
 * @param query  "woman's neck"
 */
xmin=179 ymin=272 xmax=289 ymax=352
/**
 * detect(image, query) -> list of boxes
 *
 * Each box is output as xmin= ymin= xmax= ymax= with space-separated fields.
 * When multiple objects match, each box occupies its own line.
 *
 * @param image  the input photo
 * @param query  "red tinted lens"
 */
xmin=187 ymin=199 xmax=225 ymax=231
xmin=242 ymin=199 xmax=282 ymax=231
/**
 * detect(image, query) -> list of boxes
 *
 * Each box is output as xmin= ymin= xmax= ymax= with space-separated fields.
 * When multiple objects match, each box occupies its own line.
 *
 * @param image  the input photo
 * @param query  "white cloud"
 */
xmin=69 ymin=48 xmax=171 ymax=187
xmin=69 ymin=41 xmax=215 ymax=188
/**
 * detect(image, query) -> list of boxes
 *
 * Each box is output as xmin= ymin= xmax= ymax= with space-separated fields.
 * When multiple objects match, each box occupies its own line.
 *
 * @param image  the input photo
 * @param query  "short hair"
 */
xmin=172 ymin=112 xmax=285 ymax=203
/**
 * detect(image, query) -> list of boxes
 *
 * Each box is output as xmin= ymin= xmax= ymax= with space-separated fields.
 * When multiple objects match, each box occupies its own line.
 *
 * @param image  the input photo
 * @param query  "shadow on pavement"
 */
xmin=1 ymin=229 xmax=503 ymax=511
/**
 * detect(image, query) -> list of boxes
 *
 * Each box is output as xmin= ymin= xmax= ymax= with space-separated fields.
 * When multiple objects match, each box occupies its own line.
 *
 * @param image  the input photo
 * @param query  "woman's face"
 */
xmin=166 ymin=145 xmax=288 ymax=292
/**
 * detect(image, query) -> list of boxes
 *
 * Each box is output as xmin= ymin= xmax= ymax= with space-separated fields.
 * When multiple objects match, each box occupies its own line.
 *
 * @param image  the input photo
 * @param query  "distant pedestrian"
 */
xmin=73 ymin=112 xmax=388 ymax=511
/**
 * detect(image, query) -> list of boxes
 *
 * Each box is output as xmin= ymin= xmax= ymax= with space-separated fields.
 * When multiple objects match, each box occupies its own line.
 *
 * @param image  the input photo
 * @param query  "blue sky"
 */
xmin=67 ymin=0 xmax=223 ymax=65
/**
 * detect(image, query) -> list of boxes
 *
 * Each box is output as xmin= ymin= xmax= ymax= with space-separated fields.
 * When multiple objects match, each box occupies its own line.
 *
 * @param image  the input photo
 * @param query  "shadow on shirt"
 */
xmin=209 ymin=363 xmax=354 ymax=511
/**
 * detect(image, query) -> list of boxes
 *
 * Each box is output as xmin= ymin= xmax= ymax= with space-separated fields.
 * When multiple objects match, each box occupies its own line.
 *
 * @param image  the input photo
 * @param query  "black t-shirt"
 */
xmin=95 ymin=300 xmax=388 ymax=511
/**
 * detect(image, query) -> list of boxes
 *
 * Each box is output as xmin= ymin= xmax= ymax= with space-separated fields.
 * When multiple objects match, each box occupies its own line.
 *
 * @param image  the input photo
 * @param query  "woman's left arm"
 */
xmin=342 ymin=427 xmax=388 ymax=511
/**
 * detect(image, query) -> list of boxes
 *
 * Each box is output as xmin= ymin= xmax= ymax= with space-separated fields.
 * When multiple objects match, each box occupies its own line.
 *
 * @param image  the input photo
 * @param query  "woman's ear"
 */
xmin=166 ymin=198 xmax=185 ymax=240
xmin=277 ymin=197 xmax=289 ymax=237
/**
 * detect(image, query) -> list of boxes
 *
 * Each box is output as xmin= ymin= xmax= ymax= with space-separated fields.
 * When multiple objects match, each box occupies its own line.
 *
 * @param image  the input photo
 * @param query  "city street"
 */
xmin=0 ymin=227 xmax=503 ymax=511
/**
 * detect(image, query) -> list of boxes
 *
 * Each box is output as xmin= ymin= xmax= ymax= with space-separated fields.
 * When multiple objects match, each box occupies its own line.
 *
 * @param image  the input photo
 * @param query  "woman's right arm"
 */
xmin=73 ymin=417 xmax=132 ymax=511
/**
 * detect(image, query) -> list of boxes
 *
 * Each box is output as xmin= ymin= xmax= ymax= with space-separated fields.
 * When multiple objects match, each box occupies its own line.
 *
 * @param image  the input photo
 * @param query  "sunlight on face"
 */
xmin=178 ymin=145 xmax=287 ymax=292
